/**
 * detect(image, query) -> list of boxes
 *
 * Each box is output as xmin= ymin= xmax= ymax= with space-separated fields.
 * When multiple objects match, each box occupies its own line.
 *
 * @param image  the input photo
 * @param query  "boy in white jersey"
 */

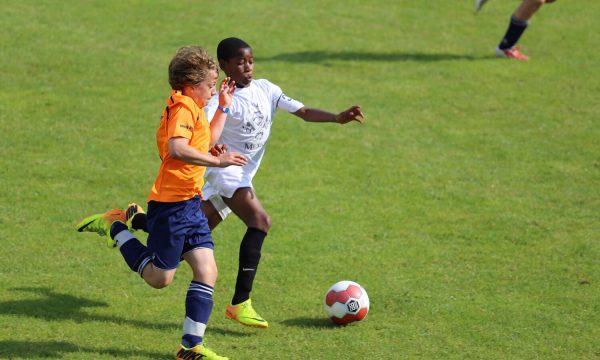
xmin=126 ymin=37 xmax=364 ymax=328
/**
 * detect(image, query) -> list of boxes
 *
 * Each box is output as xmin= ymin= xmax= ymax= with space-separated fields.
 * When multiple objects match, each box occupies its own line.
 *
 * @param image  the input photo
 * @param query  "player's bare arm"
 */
xmin=168 ymin=137 xmax=247 ymax=167
xmin=209 ymin=77 xmax=236 ymax=146
xmin=293 ymin=105 xmax=364 ymax=124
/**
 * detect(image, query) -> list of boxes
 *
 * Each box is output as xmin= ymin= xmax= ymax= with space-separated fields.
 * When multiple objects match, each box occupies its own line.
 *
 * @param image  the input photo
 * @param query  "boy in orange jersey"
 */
xmin=77 ymin=46 xmax=246 ymax=360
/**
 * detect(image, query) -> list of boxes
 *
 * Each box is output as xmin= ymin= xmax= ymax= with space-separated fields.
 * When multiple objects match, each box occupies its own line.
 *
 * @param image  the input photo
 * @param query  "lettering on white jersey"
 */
xmin=251 ymin=102 xmax=267 ymax=129
xmin=244 ymin=143 xmax=260 ymax=151
xmin=254 ymin=131 xmax=265 ymax=142
xmin=242 ymin=121 xmax=256 ymax=134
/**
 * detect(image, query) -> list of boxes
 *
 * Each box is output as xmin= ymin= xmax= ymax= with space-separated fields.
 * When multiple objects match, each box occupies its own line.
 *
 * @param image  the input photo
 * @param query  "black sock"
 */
xmin=499 ymin=15 xmax=529 ymax=50
xmin=232 ymin=227 xmax=266 ymax=305
xmin=131 ymin=213 xmax=148 ymax=232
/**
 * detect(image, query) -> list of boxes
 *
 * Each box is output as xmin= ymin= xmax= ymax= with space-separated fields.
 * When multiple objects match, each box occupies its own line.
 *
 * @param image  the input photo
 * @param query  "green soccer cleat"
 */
xmin=176 ymin=344 xmax=229 ymax=360
xmin=76 ymin=208 xmax=126 ymax=248
xmin=125 ymin=202 xmax=145 ymax=231
xmin=225 ymin=299 xmax=269 ymax=328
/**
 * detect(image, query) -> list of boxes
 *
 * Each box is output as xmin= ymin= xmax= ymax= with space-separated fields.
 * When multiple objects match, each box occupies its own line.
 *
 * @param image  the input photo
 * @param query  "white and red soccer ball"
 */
xmin=324 ymin=280 xmax=369 ymax=325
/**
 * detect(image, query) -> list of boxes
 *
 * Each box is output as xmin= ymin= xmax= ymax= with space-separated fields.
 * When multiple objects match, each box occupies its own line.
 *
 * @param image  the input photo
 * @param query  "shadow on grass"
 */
xmin=207 ymin=325 xmax=255 ymax=337
xmin=281 ymin=316 xmax=339 ymax=329
xmin=257 ymin=50 xmax=486 ymax=63
xmin=0 ymin=340 xmax=169 ymax=359
xmin=2 ymin=287 xmax=253 ymax=338
xmin=0 ymin=287 xmax=178 ymax=331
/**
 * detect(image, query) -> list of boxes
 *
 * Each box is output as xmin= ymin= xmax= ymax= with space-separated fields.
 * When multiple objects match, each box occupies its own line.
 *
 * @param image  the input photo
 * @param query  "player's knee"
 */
xmin=263 ymin=214 xmax=272 ymax=232
xmin=256 ymin=213 xmax=271 ymax=232
xmin=202 ymin=263 xmax=218 ymax=280
xmin=148 ymin=277 xmax=173 ymax=289
xmin=246 ymin=211 xmax=271 ymax=232
xmin=192 ymin=264 xmax=218 ymax=285
xmin=143 ymin=268 xmax=175 ymax=289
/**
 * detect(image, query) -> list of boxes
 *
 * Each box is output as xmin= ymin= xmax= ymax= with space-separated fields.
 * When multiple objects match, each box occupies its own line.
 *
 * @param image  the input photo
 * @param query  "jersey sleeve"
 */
xmin=167 ymin=103 xmax=195 ymax=140
xmin=265 ymin=80 xmax=304 ymax=113
xmin=276 ymin=93 xmax=305 ymax=113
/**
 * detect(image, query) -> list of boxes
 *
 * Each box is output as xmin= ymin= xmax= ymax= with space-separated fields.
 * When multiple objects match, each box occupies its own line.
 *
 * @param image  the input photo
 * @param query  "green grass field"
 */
xmin=1 ymin=1 xmax=599 ymax=359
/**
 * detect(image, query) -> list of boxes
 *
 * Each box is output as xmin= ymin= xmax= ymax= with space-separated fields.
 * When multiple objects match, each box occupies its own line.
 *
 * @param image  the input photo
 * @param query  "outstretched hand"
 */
xmin=218 ymin=77 xmax=236 ymax=108
xmin=336 ymin=105 xmax=364 ymax=124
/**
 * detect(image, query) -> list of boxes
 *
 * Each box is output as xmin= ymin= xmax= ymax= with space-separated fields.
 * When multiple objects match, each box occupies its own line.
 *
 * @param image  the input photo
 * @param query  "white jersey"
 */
xmin=205 ymin=79 xmax=304 ymax=176
xmin=203 ymin=79 xmax=304 ymax=205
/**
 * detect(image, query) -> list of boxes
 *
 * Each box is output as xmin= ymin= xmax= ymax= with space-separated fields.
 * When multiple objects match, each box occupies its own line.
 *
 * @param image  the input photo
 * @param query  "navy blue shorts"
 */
xmin=146 ymin=196 xmax=214 ymax=270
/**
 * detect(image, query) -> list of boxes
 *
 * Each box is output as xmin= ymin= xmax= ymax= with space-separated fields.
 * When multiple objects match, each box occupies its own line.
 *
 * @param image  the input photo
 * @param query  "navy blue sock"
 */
xmin=232 ymin=228 xmax=266 ymax=305
xmin=110 ymin=222 xmax=152 ymax=276
xmin=499 ymin=15 xmax=529 ymax=50
xmin=182 ymin=281 xmax=214 ymax=348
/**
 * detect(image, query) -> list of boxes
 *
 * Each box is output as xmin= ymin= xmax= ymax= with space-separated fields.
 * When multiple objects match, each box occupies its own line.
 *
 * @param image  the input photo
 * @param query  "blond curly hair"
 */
xmin=168 ymin=46 xmax=218 ymax=90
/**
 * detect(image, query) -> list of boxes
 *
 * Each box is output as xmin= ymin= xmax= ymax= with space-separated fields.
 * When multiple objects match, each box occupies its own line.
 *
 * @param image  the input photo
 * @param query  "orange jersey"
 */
xmin=147 ymin=90 xmax=211 ymax=203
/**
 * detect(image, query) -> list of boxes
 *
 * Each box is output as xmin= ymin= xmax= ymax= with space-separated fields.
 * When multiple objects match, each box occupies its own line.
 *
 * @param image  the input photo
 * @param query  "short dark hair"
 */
xmin=217 ymin=37 xmax=251 ymax=61
xmin=168 ymin=46 xmax=218 ymax=90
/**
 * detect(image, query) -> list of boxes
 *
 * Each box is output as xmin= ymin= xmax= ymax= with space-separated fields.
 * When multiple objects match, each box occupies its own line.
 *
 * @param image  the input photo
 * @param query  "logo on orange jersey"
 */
xmin=179 ymin=124 xmax=194 ymax=132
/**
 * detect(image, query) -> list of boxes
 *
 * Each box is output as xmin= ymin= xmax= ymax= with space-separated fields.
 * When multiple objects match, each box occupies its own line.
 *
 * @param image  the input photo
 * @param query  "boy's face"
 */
xmin=220 ymin=47 xmax=253 ymax=87
xmin=186 ymin=69 xmax=218 ymax=107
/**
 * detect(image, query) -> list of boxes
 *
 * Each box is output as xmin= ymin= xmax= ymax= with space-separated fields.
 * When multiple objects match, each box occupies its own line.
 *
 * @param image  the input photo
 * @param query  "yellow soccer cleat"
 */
xmin=76 ymin=209 xmax=126 ymax=248
xmin=176 ymin=344 xmax=229 ymax=360
xmin=225 ymin=299 xmax=269 ymax=328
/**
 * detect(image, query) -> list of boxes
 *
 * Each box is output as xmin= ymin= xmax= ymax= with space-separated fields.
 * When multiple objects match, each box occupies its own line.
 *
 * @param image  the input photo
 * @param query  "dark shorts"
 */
xmin=146 ymin=196 xmax=214 ymax=270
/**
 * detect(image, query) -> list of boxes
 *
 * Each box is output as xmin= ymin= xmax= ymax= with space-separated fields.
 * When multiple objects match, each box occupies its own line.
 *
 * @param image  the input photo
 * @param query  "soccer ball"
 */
xmin=324 ymin=280 xmax=369 ymax=325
